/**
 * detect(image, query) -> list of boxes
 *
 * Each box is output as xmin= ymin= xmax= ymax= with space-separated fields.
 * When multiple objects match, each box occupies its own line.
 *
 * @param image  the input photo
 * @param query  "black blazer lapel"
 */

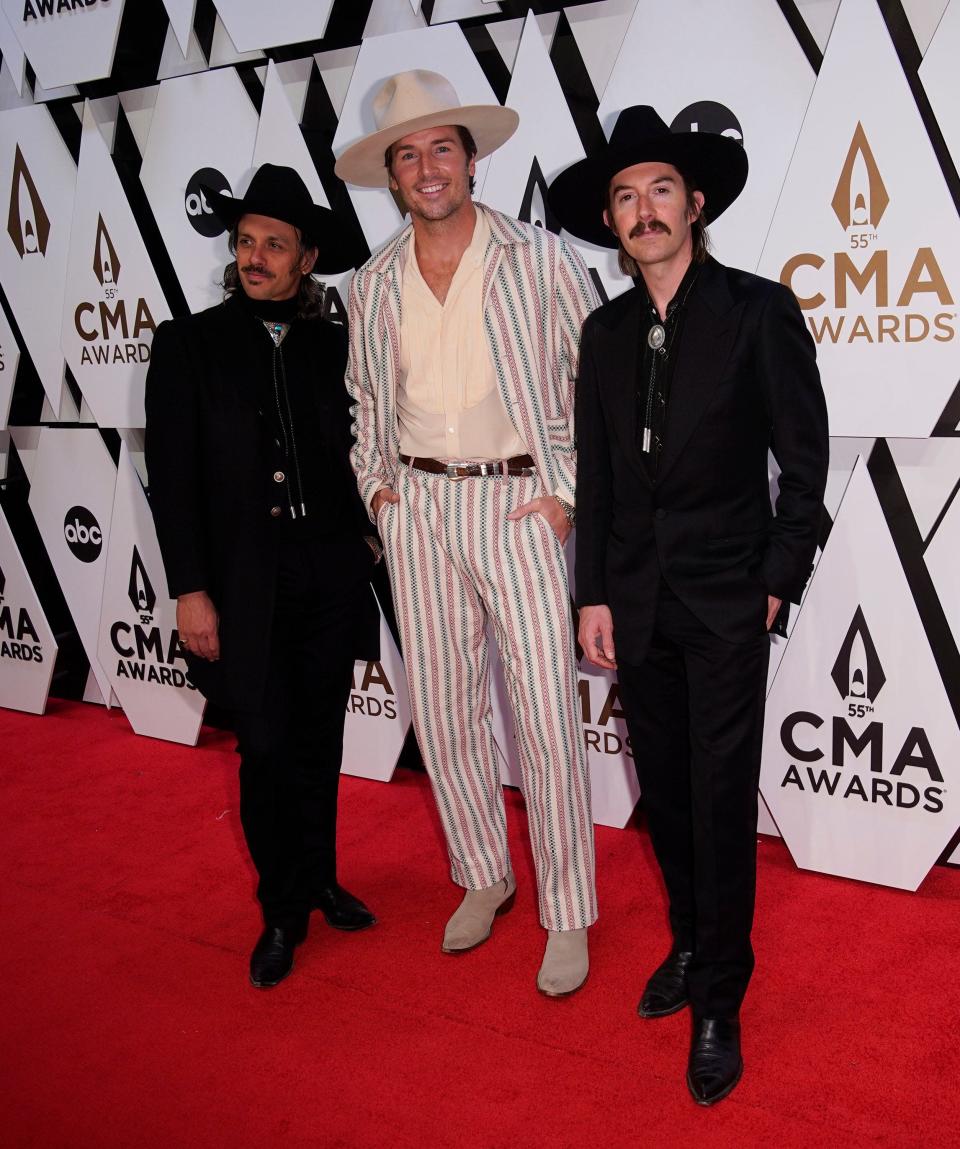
xmin=593 ymin=285 xmax=650 ymax=485
xmin=657 ymin=260 xmax=744 ymax=483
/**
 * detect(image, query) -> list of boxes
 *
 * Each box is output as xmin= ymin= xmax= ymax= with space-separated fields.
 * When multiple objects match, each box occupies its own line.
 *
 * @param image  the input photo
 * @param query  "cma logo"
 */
xmin=777 ymin=605 xmax=944 ymax=814
xmin=7 ymin=145 xmax=50 ymax=258
xmin=22 ymin=1 xmax=109 ymax=20
xmin=831 ymin=122 xmax=888 ymax=231
xmin=63 ymin=506 xmax=102 ymax=562
xmin=185 ymin=168 xmax=230 ymax=238
xmin=780 ymin=122 xmax=955 ymax=347
xmin=110 ymin=548 xmax=195 ymax=691
xmin=831 ymin=606 xmax=885 ymax=705
xmin=128 ymin=546 xmax=156 ymax=622
xmin=93 ymin=214 xmax=120 ymax=286
xmin=74 ymin=215 xmax=156 ymax=365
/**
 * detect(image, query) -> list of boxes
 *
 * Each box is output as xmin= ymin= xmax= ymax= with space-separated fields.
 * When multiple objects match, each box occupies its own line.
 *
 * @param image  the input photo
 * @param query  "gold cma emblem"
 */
xmin=7 ymin=144 xmax=51 ymax=258
xmin=831 ymin=122 xmax=889 ymax=231
xmin=93 ymin=214 xmax=120 ymax=287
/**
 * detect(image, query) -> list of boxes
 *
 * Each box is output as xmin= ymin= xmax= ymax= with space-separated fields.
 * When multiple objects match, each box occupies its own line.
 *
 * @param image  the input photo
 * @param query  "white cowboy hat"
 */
xmin=334 ymin=69 xmax=518 ymax=189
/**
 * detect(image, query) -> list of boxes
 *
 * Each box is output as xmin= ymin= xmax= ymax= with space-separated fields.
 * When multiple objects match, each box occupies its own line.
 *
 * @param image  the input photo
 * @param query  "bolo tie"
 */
xmin=639 ymin=272 xmax=698 ymax=456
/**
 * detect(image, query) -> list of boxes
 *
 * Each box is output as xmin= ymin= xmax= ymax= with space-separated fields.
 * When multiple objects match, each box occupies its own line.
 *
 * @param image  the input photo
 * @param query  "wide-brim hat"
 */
xmin=334 ymin=69 xmax=519 ymax=188
xmin=548 ymin=106 xmax=748 ymax=250
xmin=201 ymin=163 xmax=357 ymax=273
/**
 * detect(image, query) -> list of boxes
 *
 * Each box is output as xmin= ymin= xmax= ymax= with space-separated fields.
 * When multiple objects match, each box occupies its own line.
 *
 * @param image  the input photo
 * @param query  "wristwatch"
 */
xmin=553 ymin=494 xmax=576 ymax=526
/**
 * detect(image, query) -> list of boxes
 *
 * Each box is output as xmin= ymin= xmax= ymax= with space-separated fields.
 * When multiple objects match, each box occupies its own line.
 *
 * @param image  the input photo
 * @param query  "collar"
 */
xmin=367 ymin=203 xmax=529 ymax=280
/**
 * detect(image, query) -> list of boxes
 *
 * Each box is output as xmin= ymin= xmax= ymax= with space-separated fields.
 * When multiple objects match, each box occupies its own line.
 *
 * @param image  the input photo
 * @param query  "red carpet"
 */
xmin=1 ymin=699 xmax=957 ymax=1147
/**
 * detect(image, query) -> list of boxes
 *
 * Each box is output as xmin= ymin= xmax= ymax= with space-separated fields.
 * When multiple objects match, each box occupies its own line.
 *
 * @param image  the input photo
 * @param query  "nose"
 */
xmin=635 ymin=194 xmax=656 ymax=220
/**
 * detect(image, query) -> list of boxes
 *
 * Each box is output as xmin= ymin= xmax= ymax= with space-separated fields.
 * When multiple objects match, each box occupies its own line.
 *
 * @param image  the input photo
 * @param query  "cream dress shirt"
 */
xmin=397 ymin=209 xmax=529 ymax=461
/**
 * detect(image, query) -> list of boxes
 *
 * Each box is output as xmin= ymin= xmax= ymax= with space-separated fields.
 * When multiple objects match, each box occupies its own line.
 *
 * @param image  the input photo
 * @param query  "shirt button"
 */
xmin=270 ymin=506 xmax=282 ymax=518
xmin=273 ymin=471 xmax=285 ymax=483
xmin=654 ymin=508 xmax=667 ymax=519
xmin=447 ymin=427 xmax=455 ymax=434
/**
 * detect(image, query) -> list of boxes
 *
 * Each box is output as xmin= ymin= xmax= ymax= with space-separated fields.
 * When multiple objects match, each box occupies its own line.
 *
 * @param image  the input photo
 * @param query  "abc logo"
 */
xmin=670 ymin=102 xmax=744 ymax=145
xmin=184 ymin=168 xmax=231 ymax=238
xmin=63 ymin=506 xmax=102 ymax=563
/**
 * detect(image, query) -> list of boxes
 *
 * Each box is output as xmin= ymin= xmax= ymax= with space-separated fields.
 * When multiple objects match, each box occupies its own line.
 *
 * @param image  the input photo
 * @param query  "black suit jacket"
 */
xmin=144 ymin=294 xmax=379 ymax=711
xmin=575 ymin=257 xmax=828 ymax=662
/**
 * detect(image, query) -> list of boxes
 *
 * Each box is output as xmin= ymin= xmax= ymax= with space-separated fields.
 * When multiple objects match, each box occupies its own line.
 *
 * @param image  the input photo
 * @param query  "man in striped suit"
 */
xmin=336 ymin=71 xmax=598 ymax=996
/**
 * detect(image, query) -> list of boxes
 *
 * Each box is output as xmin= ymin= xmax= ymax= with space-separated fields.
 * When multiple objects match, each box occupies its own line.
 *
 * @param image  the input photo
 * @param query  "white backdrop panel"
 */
xmin=761 ymin=456 xmax=960 ymax=890
xmin=213 ymin=0 xmax=334 ymax=54
xmin=27 ymin=427 xmax=117 ymax=704
xmin=758 ymin=0 xmax=960 ymax=437
xmin=140 ymin=68 xmax=258 ymax=313
xmin=919 ymin=0 xmax=960 ymax=168
xmin=480 ymin=11 xmax=621 ymax=303
xmin=62 ymin=104 xmax=171 ymax=430
xmin=341 ymin=609 xmax=411 ymax=782
xmin=0 ymin=298 xmax=19 ymax=429
xmin=0 ymin=501 xmax=56 ymax=714
xmin=0 ymin=103 xmax=75 ymax=414
xmin=1 ymin=0 xmax=124 ymax=89
xmin=599 ymin=0 xmax=816 ymax=274
xmin=97 ymin=444 xmax=205 ymax=745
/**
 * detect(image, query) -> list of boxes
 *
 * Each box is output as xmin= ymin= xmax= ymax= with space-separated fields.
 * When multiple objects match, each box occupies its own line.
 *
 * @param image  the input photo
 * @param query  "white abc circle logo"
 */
xmin=184 ymin=168 xmax=231 ymax=238
xmin=63 ymin=506 xmax=103 ymax=562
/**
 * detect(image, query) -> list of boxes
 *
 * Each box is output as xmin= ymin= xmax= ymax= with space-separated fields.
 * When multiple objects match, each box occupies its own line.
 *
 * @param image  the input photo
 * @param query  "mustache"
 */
xmin=241 ymin=264 xmax=273 ymax=278
xmin=629 ymin=219 xmax=671 ymax=239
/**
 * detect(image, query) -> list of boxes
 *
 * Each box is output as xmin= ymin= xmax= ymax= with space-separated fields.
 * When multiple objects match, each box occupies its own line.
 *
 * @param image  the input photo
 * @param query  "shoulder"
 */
xmin=584 ymin=283 xmax=640 ymax=334
xmin=353 ymin=226 xmax=413 ymax=287
xmin=155 ymin=299 xmax=233 ymax=342
xmin=708 ymin=259 xmax=791 ymax=309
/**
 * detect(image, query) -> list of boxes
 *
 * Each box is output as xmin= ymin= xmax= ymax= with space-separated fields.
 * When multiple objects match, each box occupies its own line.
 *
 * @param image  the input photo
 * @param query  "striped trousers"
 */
xmin=378 ymin=463 xmax=597 ymax=932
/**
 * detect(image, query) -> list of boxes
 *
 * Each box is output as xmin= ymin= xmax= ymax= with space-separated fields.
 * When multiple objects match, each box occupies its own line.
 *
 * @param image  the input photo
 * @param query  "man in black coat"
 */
xmin=145 ymin=165 xmax=380 ymax=988
xmin=549 ymin=109 xmax=828 ymax=1104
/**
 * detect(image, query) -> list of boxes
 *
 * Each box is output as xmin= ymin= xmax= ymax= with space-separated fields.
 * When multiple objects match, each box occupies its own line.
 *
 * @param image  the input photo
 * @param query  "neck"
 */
xmin=239 ymin=291 xmax=299 ymax=321
xmin=640 ymin=251 xmax=695 ymax=320
xmin=410 ymin=200 xmax=477 ymax=265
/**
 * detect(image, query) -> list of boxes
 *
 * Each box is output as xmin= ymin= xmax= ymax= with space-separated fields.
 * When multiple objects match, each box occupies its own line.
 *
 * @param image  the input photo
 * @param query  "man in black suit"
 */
xmin=549 ymin=109 xmax=828 ymax=1104
xmin=145 ymin=165 xmax=380 ymax=988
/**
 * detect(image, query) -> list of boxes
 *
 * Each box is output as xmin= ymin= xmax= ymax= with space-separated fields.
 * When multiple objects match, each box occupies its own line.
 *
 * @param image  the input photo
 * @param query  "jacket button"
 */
xmin=270 ymin=506 xmax=282 ymax=518
xmin=654 ymin=508 xmax=667 ymax=519
xmin=273 ymin=471 xmax=285 ymax=483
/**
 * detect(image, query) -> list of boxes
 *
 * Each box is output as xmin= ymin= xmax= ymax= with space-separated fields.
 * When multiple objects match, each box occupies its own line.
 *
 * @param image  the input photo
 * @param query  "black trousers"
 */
xmin=617 ymin=581 xmax=770 ymax=1019
xmin=231 ymin=536 xmax=369 ymax=932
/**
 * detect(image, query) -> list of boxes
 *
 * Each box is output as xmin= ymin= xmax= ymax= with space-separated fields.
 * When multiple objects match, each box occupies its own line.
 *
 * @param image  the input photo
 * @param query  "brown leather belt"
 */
xmin=399 ymin=453 xmax=535 ymax=479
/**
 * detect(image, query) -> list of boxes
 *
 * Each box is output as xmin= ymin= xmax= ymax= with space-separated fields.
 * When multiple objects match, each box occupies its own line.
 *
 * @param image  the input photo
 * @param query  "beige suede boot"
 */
xmin=537 ymin=928 xmax=589 ymax=996
xmin=441 ymin=872 xmax=517 ymax=954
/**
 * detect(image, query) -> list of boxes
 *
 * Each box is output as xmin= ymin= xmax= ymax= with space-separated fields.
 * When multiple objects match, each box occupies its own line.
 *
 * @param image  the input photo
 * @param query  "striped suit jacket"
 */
xmin=345 ymin=204 xmax=599 ymax=517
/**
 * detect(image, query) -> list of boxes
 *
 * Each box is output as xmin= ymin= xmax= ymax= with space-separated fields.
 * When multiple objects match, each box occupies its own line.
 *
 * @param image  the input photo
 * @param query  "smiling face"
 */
xmin=387 ymin=125 xmax=476 ymax=225
xmin=604 ymin=161 xmax=704 ymax=276
xmin=234 ymin=213 xmax=317 ymax=302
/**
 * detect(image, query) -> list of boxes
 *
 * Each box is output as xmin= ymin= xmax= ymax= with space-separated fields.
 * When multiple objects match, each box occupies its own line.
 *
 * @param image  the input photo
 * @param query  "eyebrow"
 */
xmin=398 ymin=135 xmax=456 ymax=151
xmin=611 ymin=173 xmax=678 ymax=194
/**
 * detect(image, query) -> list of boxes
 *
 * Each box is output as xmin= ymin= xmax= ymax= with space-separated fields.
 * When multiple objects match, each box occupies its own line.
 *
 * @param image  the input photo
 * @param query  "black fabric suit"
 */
xmin=576 ymin=257 xmax=828 ymax=1016
xmin=145 ymin=293 xmax=379 ymax=930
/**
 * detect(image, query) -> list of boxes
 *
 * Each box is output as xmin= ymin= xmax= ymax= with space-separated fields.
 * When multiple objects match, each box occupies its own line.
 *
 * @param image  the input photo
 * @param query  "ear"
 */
xmin=603 ymin=208 xmax=616 ymax=236
xmin=301 ymin=247 xmax=318 ymax=274
xmin=467 ymin=155 xmax=476 ymax=180
xmin=688 ymin=190 xmax=705 ymax=222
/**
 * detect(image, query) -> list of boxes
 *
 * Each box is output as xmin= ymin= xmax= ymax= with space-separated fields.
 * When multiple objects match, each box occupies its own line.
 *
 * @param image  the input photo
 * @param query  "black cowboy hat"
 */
xmin=548 ymin=106 xmax=748 ymax=250
xmin=201 ymin=163 xmax=357 ymax=273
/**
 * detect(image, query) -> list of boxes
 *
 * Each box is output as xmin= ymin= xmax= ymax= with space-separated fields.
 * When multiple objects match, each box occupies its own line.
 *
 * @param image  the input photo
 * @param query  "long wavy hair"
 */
xmin=221 ymin=225 xmax=326 ymax=320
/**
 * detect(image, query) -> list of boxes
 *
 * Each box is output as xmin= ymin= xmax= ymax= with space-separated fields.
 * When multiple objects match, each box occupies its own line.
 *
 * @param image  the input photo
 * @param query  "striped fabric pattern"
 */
xmin=345 ymin=204 xmax=599 ymax=517
xmin=346 ymin=203 xmax=600 ymax=931
xmin=379 ymin=465 xmax=597 ymax=931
